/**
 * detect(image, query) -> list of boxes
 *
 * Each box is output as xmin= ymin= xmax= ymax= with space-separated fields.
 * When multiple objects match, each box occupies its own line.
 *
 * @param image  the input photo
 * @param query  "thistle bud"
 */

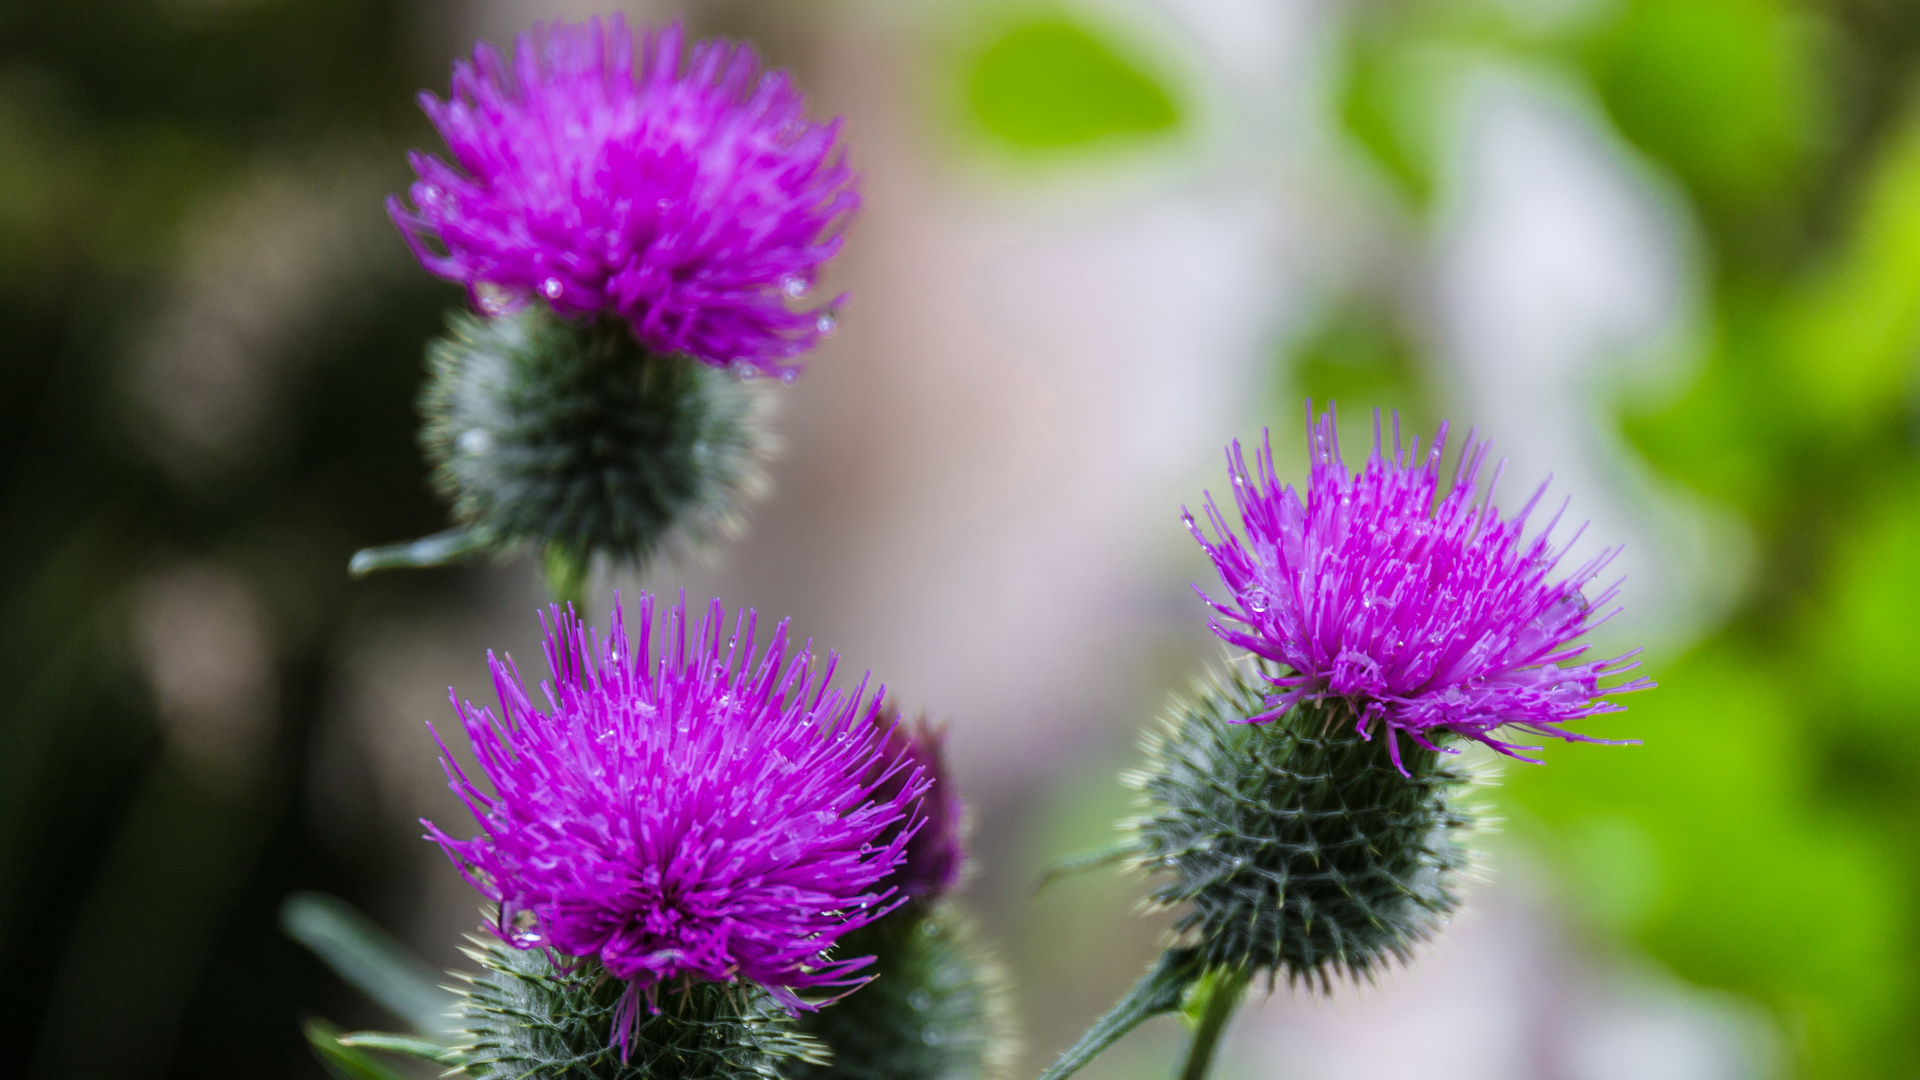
xmin=452 ymin=939 xmax=825 ymax=1080
xmin=350 ymin=304 xmax=773 ymax=595
xmin=1131 ymin=661 xmax=1473 ymax=989
xmin=793 ymin=705 xmax=1017 ymax=1080
xmin=791 ymin=907 xmax=1014 ymax=1080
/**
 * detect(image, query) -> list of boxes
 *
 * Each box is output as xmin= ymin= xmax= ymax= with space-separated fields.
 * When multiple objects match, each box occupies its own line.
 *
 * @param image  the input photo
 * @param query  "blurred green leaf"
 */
xmin=1339 ymin=35 xmax=1471 ymax=205
xmin=1585 ymin=0 xmax=1826 ymax=207
xmin=1779 ymin=109 xmax=1920 ymax=427
xmin=1506 ymin=648 xmax=1910 ymax=1069
xmin=1809 ymin=470 xmax=1920 ymax=734
xmin=966 ymin=17 xmax=1178 ymax=150
xmin=1619 ymin=305 xmax=1787 ymax=516
xmin=1280 ymin=297 xmax=1439 ymax=449
xmin=281 ymin=891 xmax=455 ymax=1036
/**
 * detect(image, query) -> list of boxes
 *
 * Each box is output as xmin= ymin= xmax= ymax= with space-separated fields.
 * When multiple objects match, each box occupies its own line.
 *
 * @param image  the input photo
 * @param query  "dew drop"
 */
xmin=458 ymin=428 xmax=494 ymax=455
xmin=781 ymin=274 xmax=809 ymax=299
xmin=1246 ymin=589 xmax=1270 ymax=614
xmin=474 ymin=282 xmax=519 ymax=316
xmin=815 ymin=312 xmax=837 ymax=337
xmin=417 ymin=183 xmax=443 ymax=207
xmin=779 ymin=369 xmax=800 ymax=386
xmin=908 ymin=990 xmax=933 ymax=1012
xmin=922 ymin=1025 xmax=947 ymax=1046
xmin=541 ymin=277 xmax=564 ymax=299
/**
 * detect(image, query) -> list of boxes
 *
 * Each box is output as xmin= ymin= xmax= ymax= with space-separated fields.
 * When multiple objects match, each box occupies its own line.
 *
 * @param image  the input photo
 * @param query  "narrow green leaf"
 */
xmin=281 ymin=891 xmax=456 ymax=1034
xmin=349 ymin=526 xmax=485 ymax=577
xmin=338 ymin=1031 xmax=467 ymax=1065
xmin=303 ymin=1020 xmax=419 ymax=1080
xmin=1035 ymin=948 xmax=1205 ymax=1080
xmin=1033 ymin=839 xmax=1138 ymax=895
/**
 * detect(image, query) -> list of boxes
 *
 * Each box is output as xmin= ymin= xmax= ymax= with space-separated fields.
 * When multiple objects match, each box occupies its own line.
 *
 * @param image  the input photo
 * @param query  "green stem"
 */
xmin=1036 ymin=949 xmax=1204 ymax=1080
xmin=540 ymin=544 xmax=590 ymax=615
xmin=1174 ymin=965 xmax=1249 ymax=1080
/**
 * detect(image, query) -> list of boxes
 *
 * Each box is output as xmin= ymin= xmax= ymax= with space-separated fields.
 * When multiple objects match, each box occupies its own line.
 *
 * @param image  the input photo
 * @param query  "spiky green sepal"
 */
xmin=352 ymin=303 xmax=775 ymax=597
xmin=1129 ymin=661 xmax=1476 ymax=988
xmin=453 ymin=940 xmax=824 ymax=1080
xmin=790 ymin=903 xmax=1015 ymax=1080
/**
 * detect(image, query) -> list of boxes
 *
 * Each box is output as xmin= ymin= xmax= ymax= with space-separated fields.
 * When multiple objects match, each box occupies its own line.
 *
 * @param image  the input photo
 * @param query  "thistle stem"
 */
xmin=541 ymin=544 xmax=590 ymax=616
xmin=1035 ymin=949 xmax=1203 ymax=1080
xmin=1173 ymin=965 xmax=1248 ymax=1080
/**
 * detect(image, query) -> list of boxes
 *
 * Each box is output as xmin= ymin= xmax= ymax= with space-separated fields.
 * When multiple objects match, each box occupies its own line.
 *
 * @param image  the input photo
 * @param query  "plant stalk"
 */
xmin=1174 ymin=965 xmax=1249 ymax=1080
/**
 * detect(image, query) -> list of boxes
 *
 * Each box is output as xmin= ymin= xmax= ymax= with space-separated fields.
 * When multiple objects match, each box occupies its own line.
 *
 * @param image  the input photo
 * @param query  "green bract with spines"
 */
xmin=791 ymin=903 xmax=1015 ymax=1080
xmin=424 ymin=303 xmax=773 ymax=573
xmin=1128 ymin=662 xmax=1477 ymax=987
xmin=453 ymin=940 xmax=823 ymax=1080
xmin=352 ymin=303 xmax=774 ymax=597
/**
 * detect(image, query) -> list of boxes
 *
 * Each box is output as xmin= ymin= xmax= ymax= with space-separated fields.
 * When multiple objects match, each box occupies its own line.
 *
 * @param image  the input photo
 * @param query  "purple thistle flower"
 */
xmin=425 ymin=591 xmax=927 ymax=1031
xmin=866 ymin=704 xmax=965 ymax=900
xmin=389 ymin=16 xmax=859 ymax=375
xmin=1186 ymin=407 xmax=1649 ymax=772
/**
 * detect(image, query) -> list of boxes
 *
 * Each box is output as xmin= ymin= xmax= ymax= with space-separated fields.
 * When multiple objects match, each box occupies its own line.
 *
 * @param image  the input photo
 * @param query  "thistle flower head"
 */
xmin=426 ymin=592 xmax=927 ymax=1020
xmin=390 ymin=16 xmax=858 ymax=375
xmin=1186 ymin=407 xmax=1648 ymax=769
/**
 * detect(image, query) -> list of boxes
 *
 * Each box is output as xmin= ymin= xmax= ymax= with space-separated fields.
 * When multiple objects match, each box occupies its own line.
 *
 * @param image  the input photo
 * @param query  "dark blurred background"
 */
xmin=9 ymin=0 xmax=1920 ymax=1077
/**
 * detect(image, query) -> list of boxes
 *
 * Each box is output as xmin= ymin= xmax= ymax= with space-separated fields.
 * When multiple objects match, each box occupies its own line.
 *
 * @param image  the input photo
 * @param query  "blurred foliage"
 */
xmin=1280 ymin=294 xmax=1440 ymax=457
xmin=964 ymin=15 xmax=1178 ymax=150
xmin=1326 ymin=0 xmax=1920 ymax=1075
xmin=0 ymin=0 xmax=470 ymax=1076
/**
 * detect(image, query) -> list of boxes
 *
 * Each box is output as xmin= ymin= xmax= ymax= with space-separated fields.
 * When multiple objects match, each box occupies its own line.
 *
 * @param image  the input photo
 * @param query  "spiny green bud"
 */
xmin=791 ymin=903 xmax=1015 ymax=1080
xmin=452 ymin=939 xmax=823 ymax=1080
xmin=1033 ymin=662 xmax=1481 ymax=1080
xmin=1127 ymin=661 xmax=1477 ymax=989
xmin=351 ymin=304 xmax=774 ymax=599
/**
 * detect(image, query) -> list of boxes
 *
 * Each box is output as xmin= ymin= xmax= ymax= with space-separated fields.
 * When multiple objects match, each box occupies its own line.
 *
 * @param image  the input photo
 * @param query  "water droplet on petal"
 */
xmin=815 ymin=312 xmax=836 ymax=337
xmin=779 ymin=369 xmax=800 ymax=386
xmin=908 ymin=990 xmax=933 ymax=1012
xmin=541 ymin=277 xmax=564 ymax=299
xmin=781 ymin=274 xmax=809 ymax=299
xmin=1246 ymin=589 xmax=1270 ymax=614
